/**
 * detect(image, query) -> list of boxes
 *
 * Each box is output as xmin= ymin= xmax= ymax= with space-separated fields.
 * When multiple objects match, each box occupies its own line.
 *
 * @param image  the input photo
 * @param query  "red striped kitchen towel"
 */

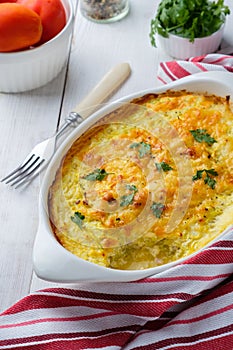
xmin=0 ymin=225 xmax=233 ymax=349
xmin=158 ymin=52 xmax=233 ymax=84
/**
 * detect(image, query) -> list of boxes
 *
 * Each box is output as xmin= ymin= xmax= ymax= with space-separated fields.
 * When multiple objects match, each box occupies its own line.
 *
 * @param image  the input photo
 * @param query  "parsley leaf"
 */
xmin=192 ymin=169 xmax=205 ymax=181
xmin=71 ymin=211 xmax=85 ymax=229
xmin=155 ymin=161 xmax=173 ymax=172
xmin=150 ymin=202 xmax=165 ymax=218
xmin=130 ymin=142 xmax=151 ymax=158
xmin=205 ymin=169 xmax=218 ymax=177
xmin=125 ymin=184 xmax=138 ymax=192
xmin=83 ymin=168 xmax=110 ymax=181
xmin=190 ymin=129 xmax=217 ymax=145
xmin=192 ymin=168 xmax=218 ymax=189
xmin=120 ymin=184 xmax=138 ymax=207
xmin=120 ymin=193 xmax=135 ymax=207
xmin=150 ymin=0 xmax=230 ymax=46
xmin=204 ymin=175 xmax=217 ymax=189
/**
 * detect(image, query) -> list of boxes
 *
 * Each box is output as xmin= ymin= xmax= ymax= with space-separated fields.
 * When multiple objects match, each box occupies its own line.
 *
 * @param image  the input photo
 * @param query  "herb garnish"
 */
xmin=130 ymin=142 xmax=151 ymax=158
xmin=192 ymin=169 xmax=218 ymax=189
xmin=71 ymin=211 xmax=85 ymax=229
xmin=150 ymin=0 xmax=230 ymax=46
xmin=155 ymin=161 xmax=173 ymax=172
xmin=120 ymin=184 xmax=138 ymax=207
xmin=190 ymin=129 xmax=217 ymax=146
xmin=151 ymin=202 xmax=165 ymax=218
xmin=83 ymin=168 xmax=110 ymax=181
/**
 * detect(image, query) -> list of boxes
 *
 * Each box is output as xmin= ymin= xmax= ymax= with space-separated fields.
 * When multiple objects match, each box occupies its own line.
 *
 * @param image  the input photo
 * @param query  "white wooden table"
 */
xmin=0 ymin=0 xmax=233 ymax=313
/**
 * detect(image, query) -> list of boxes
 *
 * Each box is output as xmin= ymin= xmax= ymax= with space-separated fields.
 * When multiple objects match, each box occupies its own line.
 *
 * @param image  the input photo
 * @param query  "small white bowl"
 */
xmin=0 ymin=0 xmax=74 ymax=93
xmin=157 ymin=25 xmax=225 ymax=59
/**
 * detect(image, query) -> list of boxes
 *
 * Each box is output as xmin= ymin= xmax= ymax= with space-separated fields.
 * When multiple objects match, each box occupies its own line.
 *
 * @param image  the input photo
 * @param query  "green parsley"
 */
xmin=130 ymin=142 xmax=151 ymax=158
xmin=155 ymin=161 xmax=173 ymax=172
xmin=190 ymin=129 xmax=217 ymax=146
xmin=150 ymin=202 xmax=165 ymax=218
xmin=192 ymin=169 xmax=218 ymax=189
xmin=125 ymin=184 xmax=138 ymax=192
xmin=83 ymin=168 xmax=110 ymax=181
xmin=150 ymin=0 xmax=230 ymax=46
xmin=71 ymin=211 xmax=85 ymax=229
xmin=120 ymin=184 xmax=138 ymax=207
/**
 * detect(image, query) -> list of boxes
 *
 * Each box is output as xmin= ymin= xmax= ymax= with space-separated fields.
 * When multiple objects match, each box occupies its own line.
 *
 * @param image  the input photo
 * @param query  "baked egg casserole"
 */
xmin=49 ymin=91 xmax=233 ymax=270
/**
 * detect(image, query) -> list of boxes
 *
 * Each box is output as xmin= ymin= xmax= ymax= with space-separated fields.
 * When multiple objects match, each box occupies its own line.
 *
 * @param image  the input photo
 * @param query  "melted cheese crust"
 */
xmin=49 ymin=91 xmax=233 ymax=270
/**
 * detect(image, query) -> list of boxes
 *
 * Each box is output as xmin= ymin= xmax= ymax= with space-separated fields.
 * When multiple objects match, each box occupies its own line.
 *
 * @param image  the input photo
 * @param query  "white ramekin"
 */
xmin=0 ymin=0 xmax=74 ymax=93
xmin=157 ymin=25 xmax=225 ymax=59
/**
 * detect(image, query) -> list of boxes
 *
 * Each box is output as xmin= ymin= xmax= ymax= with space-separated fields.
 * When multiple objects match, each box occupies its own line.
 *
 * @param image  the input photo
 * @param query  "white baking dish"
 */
xmin=33 ymin=71 xmax=233 ymax=283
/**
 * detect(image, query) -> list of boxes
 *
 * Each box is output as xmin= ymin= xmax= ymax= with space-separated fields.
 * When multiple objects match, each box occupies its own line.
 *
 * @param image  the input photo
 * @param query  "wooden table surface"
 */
xmin=1 ymin=0 xmax=233 ymax=313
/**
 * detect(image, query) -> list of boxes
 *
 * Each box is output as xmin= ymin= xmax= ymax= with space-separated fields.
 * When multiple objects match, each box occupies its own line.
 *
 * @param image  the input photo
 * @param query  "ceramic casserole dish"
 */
xmin=33 ymin=71 xmax=233 ymax=282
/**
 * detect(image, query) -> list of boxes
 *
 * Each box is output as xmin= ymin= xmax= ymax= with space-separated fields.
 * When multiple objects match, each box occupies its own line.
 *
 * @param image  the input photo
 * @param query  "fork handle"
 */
xmin=71 ymin=62 xmax=131 ymax=119
xmin=55 ymin=63 xmax=131 ymax=139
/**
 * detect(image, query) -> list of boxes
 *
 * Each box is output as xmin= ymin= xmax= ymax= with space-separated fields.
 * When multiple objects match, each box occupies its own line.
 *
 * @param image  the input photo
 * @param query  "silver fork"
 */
xmin=1 ymin=63 xmax=131 ymax=188
xmin=1 ymin=112 xmax=83 ymax=188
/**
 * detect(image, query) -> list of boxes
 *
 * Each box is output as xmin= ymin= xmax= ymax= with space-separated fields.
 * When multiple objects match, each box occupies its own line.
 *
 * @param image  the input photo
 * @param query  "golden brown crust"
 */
xmin=49 ymin=91 xmax=233 ymax=270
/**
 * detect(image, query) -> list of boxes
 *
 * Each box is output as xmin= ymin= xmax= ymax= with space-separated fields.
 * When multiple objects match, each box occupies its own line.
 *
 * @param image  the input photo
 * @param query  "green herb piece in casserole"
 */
xmin=71 ymin=211 xmax=85 ymax=229
xmin=150 ymin=202 xmax=165 ymax=218
xmin=190 ymin=129 xmax=217 ymax=146
xmin=83 ymin=168 xmax=110 ymax=181
xmin=155 ymin=161 xmax=173 ymax=172
xmin=130 ymin=142 xmax=151 ymax=158
xmin=120 ymin=184 xmax=138 ymax=207
xmin=192 ymin=168 xmax=218 ymax=189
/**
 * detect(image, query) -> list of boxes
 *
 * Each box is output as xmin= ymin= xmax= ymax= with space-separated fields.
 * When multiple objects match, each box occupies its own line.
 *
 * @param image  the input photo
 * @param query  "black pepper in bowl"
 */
xmin=81 ymin=0 xmax=129 ymax=22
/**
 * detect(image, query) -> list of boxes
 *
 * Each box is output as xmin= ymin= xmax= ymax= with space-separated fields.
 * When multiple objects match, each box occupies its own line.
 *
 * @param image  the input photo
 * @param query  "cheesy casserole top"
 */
xmin=49 ymin=91 xmax=233 ymax=270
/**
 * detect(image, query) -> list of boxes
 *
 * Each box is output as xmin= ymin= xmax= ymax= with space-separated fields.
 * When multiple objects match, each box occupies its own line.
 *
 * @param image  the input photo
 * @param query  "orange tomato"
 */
xmin=18 ymin=0 xmax=66 ymax=44
xmin=0 ymin=3 xmax=42 ymax=52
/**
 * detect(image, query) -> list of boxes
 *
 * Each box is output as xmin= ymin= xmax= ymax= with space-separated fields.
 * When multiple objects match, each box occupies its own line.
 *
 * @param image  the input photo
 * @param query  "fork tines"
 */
xmin=1 ymin=154 xmax=45 ymax=188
